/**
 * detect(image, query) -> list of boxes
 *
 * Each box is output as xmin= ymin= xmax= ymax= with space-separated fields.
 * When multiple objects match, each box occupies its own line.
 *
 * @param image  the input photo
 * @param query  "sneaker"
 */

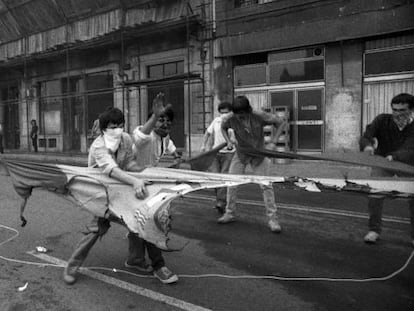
xmin=268 ymin=219 xmax=282 ymax=233
xmin=218 ymin=213 xmax=235 ymax=224
xmin=215 ymin=205 xmax=225 ymax=215
xmin=63 ymin=266 xmax=77 ymax=285
xmin=124 ymin=260 xmax=153 ymax=273
xmin=364 ymin=231 xmax=380 ymax=244
xmin=153 ymin=266 xmax=178 ymax=284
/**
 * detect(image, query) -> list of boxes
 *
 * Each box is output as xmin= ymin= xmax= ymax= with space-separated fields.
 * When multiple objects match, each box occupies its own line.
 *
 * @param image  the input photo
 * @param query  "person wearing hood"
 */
xmin=360 ymin=93 xmax=414 ymax=246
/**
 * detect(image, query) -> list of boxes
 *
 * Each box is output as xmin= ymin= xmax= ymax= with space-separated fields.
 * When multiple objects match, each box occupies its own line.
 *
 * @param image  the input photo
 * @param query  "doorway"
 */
xmin=1 ymin=86 xmax=20 ymax=149
xmin=147 ymin=83 xmax=185 ymax=149
xmin=270 ymin=87 xmax=324 ymax=152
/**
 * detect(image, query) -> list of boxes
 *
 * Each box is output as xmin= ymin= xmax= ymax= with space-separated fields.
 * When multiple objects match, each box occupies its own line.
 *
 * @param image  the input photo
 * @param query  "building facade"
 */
xmin=214 ymin=0 xmax=414 ymax=153
xmin=0 ymin=0 xmax=214 ymax=156
xmin=0 ymin=0 xmax=413 ymax=156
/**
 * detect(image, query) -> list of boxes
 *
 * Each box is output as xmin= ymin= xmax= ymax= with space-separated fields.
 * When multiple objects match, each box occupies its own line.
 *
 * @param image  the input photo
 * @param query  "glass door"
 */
xmin=270 ymin=87 xmax=324 ymax=152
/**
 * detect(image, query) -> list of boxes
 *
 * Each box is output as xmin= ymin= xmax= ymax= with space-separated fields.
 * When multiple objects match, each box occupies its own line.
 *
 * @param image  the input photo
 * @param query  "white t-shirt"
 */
xmin=206 ymin=116 xmax=235 ymax=153
xmin=132 ymin=126 xmax=177 ymax=167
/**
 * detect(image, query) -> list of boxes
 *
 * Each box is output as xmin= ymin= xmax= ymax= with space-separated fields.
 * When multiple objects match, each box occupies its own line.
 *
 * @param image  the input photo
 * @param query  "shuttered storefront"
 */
xmin=362 ymin=34 xmax=414 ymax=130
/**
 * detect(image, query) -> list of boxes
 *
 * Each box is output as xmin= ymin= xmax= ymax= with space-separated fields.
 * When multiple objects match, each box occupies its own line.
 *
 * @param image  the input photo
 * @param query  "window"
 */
xmin=364 ymin=46 xmax=414 ymax=76
xmin=268 ymin=47 xmax=324 ymax=84
xmin=147 ymin=61 xmax=184 ymax=79
xmin=235 ymin=0 xmax=258 ymax=8
xmin=234 ymin=64 xmax=266 ymax=87
xmin=39 ymin=79 xmax=62 ymax=135
xmin=269 ymin=60 xmax=324 ymax=83
xmin=233 ymin=47 xmax=324 ymax=87
xmin=86 ymin=71 xmax=113 ymax=132
xmin=235 ymin=0 xmax=277 ymax=8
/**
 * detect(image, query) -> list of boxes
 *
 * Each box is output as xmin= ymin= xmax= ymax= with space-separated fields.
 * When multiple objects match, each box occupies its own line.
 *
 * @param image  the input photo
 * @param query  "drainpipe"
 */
xmin=200 ymin=45 xmax=206 ymax=133
xmin=186 ymin=4 xmax=192 ymax=157
xmin=24 ymin=37 xmax=30 ymax=152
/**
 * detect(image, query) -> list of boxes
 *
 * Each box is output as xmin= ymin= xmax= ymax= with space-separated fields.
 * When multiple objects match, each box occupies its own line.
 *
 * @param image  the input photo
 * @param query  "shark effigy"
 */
xmin=1 ymin=148 xmax=413 ymax=251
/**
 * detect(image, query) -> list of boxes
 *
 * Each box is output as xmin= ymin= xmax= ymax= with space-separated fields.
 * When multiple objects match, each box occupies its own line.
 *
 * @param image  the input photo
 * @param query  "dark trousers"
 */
xmin=127 ymin=232 xmax=164 ymax=270
xmin=368 ymin=196 xmax=414 ymax=239
xmin=0 ymin=134 xmax=3 ymax=153
xmin=32 ymin=137 xmax=38 ymax=152
xmin=66 ymin=216 xmax=164 ymax=276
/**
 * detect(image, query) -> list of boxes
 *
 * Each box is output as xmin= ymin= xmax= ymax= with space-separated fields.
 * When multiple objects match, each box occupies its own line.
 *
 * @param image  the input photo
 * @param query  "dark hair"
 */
xmin=147 ymin=105 xmax=175 ymax=121
xmin=218 ymin=101 xmax=232 ymax=112
xmin=232 ymin=95 xmax=252 ymax=114
xmin=99 ymin=107 xmax=125 ymax=131
xmin=391 ymin=93 xmax=414 ymax=109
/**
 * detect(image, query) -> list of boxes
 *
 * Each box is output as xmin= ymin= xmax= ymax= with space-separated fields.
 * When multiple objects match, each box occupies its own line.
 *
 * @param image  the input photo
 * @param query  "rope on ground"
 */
xmin=1 ymin=223 xmax=413 ymax=283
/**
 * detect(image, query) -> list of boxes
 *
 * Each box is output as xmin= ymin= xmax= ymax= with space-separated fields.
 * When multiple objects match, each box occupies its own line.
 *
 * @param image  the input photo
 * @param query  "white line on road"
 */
xmin=185 ymin=194 xmax=410 ymax=225
xmin=28 ymin=251 xmax=212 ymax=311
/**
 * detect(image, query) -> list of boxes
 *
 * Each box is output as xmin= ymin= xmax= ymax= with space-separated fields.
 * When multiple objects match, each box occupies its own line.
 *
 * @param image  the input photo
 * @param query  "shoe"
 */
xmin=63 ymin=266 xmax=77 ymax=285
xmin=124 ymin=260 xmax=153 ymax=273
xmin=153 ymin=266 xmax=178 ymax=284
xmin=364 ymin=231 xmax=380 ymax=244
xmin=218 ymin=213 xmax=235 ymax=224
xmin=268 ymin=219 xmax=282 ymax=233
xmin=215 ymin=205 xmax=225 ymax=215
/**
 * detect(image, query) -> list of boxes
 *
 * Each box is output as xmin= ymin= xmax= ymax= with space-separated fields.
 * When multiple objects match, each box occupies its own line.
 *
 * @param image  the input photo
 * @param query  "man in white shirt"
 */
xmin=130 ymin=93 xmax=180 ymax=284
xmin=200 ymin=101 xmax=235 ymax=213
xmin=63 ymin=107 xmax=149 ymax=285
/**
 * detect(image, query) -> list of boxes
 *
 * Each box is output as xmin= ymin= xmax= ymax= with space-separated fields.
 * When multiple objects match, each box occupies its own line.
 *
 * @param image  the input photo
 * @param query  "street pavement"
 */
xmin=0 ymin=164 xmax=413 ymax=311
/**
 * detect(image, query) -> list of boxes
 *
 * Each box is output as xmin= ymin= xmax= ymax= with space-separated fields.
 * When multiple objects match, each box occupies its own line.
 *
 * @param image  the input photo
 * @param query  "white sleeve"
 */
xmin=206 ymin=118 xmax=219 ymax=134
xmin=132 ymin=126 xmax=152 ymax=146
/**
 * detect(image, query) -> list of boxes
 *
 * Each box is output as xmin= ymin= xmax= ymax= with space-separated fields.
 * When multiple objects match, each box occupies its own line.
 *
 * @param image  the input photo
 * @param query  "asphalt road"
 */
xmin=0 ymin=175 xmax=413 ymax=311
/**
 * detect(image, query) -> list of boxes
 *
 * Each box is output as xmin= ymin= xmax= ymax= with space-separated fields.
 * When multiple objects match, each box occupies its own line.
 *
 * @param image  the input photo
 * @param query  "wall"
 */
xmin=325 ymin=41 xmax=363 ymax=151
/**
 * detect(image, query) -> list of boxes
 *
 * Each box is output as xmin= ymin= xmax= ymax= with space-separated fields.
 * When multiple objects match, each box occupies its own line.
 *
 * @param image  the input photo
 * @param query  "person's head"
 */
xmin=390 ymin=93 xmax=414 ymax=128
xmin=232 ymin=95 xmax=252 ymax=115
xmin=218 ymin=101 xmax=232 ymax=115
xmin=151 ymin=106 xmax=174 ymax=138
xmin=31 ymin=119 xmax=36 ymax=126
xmin=99 ymin=107 xmax=125 ymax=132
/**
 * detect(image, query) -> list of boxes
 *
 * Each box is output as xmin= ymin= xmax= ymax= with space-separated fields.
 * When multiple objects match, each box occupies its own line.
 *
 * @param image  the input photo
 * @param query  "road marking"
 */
xmin=185 ymin=194 xmax=410 ymax=225
xmin=28 ymin=251 xmax=212 ymax=311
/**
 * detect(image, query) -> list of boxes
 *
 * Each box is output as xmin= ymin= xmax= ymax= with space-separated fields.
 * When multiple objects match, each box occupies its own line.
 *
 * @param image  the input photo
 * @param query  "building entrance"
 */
xmin=270 ymin=87 xmax=324 ymax=152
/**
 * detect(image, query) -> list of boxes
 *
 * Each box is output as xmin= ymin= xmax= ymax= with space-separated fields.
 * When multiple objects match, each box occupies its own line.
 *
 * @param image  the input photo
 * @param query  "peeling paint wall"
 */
xmin=325 ymin=42 xmax=363 ymax=151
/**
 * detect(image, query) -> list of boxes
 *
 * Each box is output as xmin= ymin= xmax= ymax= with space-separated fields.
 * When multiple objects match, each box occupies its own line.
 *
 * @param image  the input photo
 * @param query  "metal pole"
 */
xmin=186 ymin=4 xmax=192 ymax=157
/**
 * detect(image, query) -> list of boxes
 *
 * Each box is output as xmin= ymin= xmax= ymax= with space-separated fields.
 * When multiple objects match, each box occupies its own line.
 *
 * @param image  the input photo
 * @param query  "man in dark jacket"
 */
xmin=360 ymin=93 xmax=414 ymax=246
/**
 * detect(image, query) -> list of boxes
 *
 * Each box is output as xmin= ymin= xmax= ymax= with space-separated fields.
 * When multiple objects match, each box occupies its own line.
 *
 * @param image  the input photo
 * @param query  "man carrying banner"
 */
xmin=217 ymin=95 xmax=286 ymax=233
xmin=360 ymin=93 xmax=414 ymax=246
xmin=63 ymin=107 xmax=149 ymax=285
xmin=130 ymin=93 xmax=179 ymax=284
xmin=200 ymin=101 xmax=235 ymax=214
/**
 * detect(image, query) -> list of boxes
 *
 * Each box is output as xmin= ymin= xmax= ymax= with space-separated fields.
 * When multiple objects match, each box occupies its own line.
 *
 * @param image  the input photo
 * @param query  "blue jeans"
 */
xmin=368 ymin=195 xmax=414 ymax=239
xmin=225 ymin=152 xmax=278 ymax=221
xmin=209 ymin=152 xmax=234 ymax=208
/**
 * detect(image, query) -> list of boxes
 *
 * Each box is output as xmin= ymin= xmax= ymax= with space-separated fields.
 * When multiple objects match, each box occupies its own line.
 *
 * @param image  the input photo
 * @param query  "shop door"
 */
xmin=147 ymin=83 xmax=185 ymax=149
xmin=270 ymin=88 xmax=324 ymax=152
xmin=63 ymin=77 xmax=83 ymax=152
xmin=1 ymin=86 xmax=20 ymax=149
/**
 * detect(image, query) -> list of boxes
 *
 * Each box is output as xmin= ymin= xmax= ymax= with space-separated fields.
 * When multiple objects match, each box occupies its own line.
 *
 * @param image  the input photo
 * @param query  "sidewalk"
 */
xmin=0 ymin=150 xmax=372 ymax=179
